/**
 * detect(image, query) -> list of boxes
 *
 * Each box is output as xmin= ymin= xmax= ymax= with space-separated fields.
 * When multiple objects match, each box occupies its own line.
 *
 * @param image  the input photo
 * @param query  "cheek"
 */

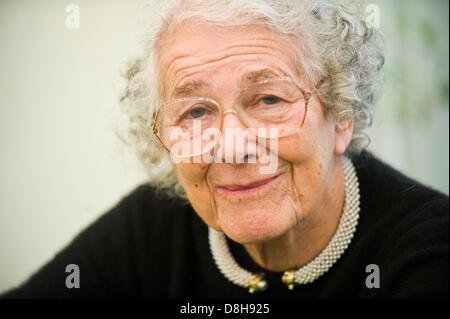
xmin=176 ymin=162 xmax=209 ymax=185
xmin=275 ymin=104 xmax=335 ymax=165
xmin=175 ymin=163 xmax=219 ymax=227
xmin=273 ymin=106 xmax=336 ymax=213
xmin=175 ymin=163 xmax=210 ymax=201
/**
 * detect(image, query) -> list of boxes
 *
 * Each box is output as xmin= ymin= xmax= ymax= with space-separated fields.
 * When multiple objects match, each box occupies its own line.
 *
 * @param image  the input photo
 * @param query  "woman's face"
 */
xmin=158 ymin=21 xmax=351 ymax=244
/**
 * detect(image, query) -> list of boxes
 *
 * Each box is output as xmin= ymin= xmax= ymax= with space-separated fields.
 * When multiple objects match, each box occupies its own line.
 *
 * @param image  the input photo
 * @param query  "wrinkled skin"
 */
xmin=158 ymin=20 xmax=353 ymax=271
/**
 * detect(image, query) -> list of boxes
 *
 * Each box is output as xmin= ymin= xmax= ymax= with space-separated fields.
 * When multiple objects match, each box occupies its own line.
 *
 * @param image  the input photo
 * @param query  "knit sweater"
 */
xmin=2 ymin=152 xmax=448 ymax=298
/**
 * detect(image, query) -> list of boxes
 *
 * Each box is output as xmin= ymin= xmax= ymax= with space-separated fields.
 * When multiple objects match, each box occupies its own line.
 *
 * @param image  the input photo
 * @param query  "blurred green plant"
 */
xmin=388 ymin=0 xmax=449 ymax=124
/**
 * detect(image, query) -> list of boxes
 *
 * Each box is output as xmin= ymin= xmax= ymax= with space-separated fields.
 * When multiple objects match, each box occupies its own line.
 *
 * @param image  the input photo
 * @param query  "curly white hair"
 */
xmin=119 ymin=0 xmax=385 ymax=199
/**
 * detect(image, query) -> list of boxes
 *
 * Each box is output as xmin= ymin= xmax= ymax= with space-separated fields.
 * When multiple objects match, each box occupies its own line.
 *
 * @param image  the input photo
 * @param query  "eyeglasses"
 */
xmin=151 ymin=76 xmax=325 ymax=158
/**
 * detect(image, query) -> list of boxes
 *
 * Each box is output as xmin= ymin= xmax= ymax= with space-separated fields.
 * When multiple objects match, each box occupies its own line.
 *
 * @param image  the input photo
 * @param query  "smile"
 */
xmin=215 ymin=174 xmax=281 ymax=197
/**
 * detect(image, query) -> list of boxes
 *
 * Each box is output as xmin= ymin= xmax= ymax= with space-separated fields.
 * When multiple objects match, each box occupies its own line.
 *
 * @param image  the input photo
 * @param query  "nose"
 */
xmin=216 ymin=110 xmax=258 ymax=164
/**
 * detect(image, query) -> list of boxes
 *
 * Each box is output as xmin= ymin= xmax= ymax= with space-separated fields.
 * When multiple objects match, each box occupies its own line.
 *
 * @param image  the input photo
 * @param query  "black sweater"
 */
xmin=2 ymin=152 xmax=448 ymax=298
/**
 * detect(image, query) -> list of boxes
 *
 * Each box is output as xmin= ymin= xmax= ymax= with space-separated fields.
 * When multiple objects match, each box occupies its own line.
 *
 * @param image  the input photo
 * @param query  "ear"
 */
xmin=334 ymin=119 xmax=353 ymax=155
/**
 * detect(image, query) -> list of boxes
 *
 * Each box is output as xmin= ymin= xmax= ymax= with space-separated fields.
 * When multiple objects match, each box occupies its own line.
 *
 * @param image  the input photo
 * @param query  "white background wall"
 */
xmin=0 ymin=0 xmax=448 ymax=294
xmin=0 ymin=0 xmax=150 ymax=293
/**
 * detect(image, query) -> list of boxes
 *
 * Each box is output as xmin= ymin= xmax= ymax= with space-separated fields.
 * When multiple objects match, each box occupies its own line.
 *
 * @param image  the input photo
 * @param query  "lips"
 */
xmin=215 ymin=174 xmax=280 ymax=196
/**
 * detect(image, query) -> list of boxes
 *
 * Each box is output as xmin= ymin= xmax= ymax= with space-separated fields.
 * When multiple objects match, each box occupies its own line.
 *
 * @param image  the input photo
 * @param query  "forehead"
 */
xmin=157 ymin=19 xmax=302 ymax=99
xmin=171 ymin=68 xmax=287 ymax=99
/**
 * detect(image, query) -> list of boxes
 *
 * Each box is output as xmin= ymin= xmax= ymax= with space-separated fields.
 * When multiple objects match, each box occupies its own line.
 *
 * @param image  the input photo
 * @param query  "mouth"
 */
xmin=215 ymin=174 xmax=281 ymax=197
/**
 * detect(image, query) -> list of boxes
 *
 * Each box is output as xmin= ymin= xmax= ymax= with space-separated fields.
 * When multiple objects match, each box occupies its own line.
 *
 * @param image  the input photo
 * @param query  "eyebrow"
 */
xmin=170 ymin=68 xmax=284 ymax=99
xmin=240 ymin=68 xmax=283 ymax=85
xmin=171 ymin=80 xmax=210 ymax=99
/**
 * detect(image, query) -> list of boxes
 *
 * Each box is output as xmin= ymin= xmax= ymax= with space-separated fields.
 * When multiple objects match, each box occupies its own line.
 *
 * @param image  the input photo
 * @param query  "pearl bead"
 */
xmin=258 ymin=280 xmax=268 ymax=291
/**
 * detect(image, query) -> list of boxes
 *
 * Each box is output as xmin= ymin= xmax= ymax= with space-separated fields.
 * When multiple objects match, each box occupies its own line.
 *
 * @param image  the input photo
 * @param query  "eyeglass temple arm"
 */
xmin=309 ymin=77 xmax=326 ymax=96
xmin=151 ymin=107 xmax=172 ymax=153
xmin=301 ymin=77 xmax=326 ymax=127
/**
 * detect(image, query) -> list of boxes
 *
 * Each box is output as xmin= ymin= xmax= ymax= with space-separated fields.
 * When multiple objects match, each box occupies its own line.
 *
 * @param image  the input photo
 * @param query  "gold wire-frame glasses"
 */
xmin=151 ymin=76 xmax=326 ymax=155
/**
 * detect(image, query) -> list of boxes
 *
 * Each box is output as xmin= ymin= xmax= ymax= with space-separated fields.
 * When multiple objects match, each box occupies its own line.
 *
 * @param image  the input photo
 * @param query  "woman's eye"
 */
xmin=260 ymin=96 xmax=281 ymax=105
xmin=188 ymin=107 xmax=206 ymax=118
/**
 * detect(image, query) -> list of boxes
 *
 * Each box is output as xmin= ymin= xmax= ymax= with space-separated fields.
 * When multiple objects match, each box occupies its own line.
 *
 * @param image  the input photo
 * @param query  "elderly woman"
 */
xmin=2 ymin=0 xmax=448 ymax=299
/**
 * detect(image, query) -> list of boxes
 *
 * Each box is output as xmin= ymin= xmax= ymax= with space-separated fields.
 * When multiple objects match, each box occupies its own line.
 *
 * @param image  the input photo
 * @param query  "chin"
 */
xmin=215 ymin=199 xmax=300 ymax=245
xmin=220 ymin=218 xmax=293 ymax=245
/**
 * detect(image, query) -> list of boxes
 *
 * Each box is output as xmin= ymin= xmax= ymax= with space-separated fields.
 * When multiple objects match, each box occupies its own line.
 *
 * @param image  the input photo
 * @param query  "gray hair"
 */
xmin=119 ymin=0 xmax=385 ymax=199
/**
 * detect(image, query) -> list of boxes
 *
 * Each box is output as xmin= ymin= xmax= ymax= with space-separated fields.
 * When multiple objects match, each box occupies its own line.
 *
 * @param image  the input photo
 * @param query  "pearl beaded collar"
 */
xmin=208 ymin=155 xmax=360 ymax=293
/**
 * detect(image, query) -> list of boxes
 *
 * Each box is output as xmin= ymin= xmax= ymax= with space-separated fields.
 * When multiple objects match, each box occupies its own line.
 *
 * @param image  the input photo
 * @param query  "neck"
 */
xmin=243 ymin=155 xmax=345 ymax=272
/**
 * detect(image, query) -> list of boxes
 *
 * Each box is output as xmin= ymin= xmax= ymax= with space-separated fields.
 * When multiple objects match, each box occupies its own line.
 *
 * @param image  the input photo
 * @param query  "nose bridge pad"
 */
xmin=221 ymin=108 xmax=244 ymax=132
xmin=222 ymin=109 xmax=238 ymax=116
xmin=223 ymin=108 xmax=250 ymax=129
xmin=217 ymin=109 xmax=259 ymax=165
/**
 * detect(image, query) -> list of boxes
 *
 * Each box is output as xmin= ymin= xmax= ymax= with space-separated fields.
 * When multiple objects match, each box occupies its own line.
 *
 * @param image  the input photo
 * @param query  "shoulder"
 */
xmin=352 ymin=151 xmax=448 ymax=224
xmin=353 ymin=151 xmax=447 ymax=203
xmin=82 ymin=184 xmax=194 ymax=263
xmin=93 ymin=184 xmax=190 ymax=234
xmin=1 ymin=184 xmax=192 ymax=298
xmin=351 ymin=151 xmax=449 ymax=298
